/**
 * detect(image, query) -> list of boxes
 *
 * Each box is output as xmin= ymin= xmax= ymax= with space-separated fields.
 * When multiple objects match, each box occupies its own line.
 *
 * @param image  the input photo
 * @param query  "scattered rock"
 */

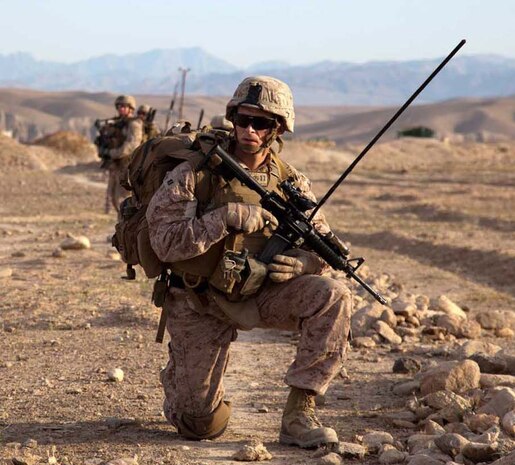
xmin=384 ymin=411 xmax=417 ymax=428
xmin=464 ymin=413 xmax=500 ymax=433
xmin=496 ymin=328 xmax=514 ymax=339
xmin=455 ymin=341 xmax=502 ymax=359
xmin=460 ymin=320 xmax=482 ymax=339
xmin=83 ymin=459 xmax=104 ymax=465
xmin=436 ymin=295 xmax=467 ymax=319
xmin=406 ymin=454 xmax=442 ymax=465
xmin=317 ymin=452 xmax=342 ymax=465
xmin=502 ymin=410 xmax=515 ymax=436
xmin=478 ymin=388 xmax=515 ymax=418
xmin=489 ymin=450 xmax=515 ymax=465
xmin=336 ymin=442 xmax=366 ymax=459
xmin=379 ymin=448 xmax=407 ymax=464
xmin=0 ymin=267 xmax=13 ymax=278
xmin=393 ymin=380 xmax=420 ymax=396
xmin=362 ymin=431 xmax=394 ymax=452
xmin=391 ymin=298 xmax=417 ymax=317
xmin=480 ymin=374 xmax=515 ymax=388
xmin=470 ymin=353 xmax=507 ymax=374
xmin=351 ymin=336 xmax=376 ymax=349
xmin=106 ymin=458 xmax=138 ymax=465
xmin=476 ymin=310 xmax=515 ymax=330
xmin=11 ymin=251 xmax=25 ymax=257
xmin=22 ymin=439 xmax=37 ymax=448
xmin=233 ymin=440 xmax=272 ymax=461
xmin=424 ymin=420 xmax=446 ymax=435
xmin=11 ymin=455 xmax=40 ymax=465
xmin=419 ymin=360 xmax=481 ymax=395
xmin=407 ymin=434 xmax=437 ymax=453
xmin=380 ymin=308 xmax=398 ymax=328
xmin=423 ymin=390 xmax=470 ymax=412
xmin=107 ymin=368 xmax=124 ymax=383
xmin=434 ymin=432 xmax=469 ymax=457
xmin=351 ymin=303 xmax=385 ymax=337
xmin=436 ymin=314 xmax=463 ymax=337
xmin=393 ymin=357 xmax=421 ymax=374
xmin=461 ymin=440 xmax=499 ymax=462
xmin=374 ymin=320 xmax=402 ymax=345
xmin=52 ymin=247 xmax=64 ymax=258
xmin=60 ymin=235 xmax=91 ymax=250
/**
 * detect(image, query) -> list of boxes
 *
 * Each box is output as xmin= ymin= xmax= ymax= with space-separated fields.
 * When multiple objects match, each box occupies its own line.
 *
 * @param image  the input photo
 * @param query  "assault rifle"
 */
xmin=93 ymin=117 xmax=125 ymax=169
xmin=201 ymin=142 xmax=386 ymax=304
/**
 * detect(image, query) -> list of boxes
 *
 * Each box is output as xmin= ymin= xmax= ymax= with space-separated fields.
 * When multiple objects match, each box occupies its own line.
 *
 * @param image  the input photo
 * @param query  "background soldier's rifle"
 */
xmin=93 ymin=118 xmax=125 ymax=169
xmin=163 ymin=82 xmax=179 ymax=134
xmin=197 ymin=40 xmax=467 ymax=306
xmin=144 ymin=108 xmax=159 ymax=140
xmin=197 ymin=109 xmax=205 ymax=130
xmin=146 ymin=107 xmax=157 ymax=124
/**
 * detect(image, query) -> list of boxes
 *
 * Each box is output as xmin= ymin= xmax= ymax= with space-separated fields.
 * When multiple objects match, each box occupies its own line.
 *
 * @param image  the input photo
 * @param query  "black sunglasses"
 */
xmin=234 ymin=114 xmax=277 ymax=131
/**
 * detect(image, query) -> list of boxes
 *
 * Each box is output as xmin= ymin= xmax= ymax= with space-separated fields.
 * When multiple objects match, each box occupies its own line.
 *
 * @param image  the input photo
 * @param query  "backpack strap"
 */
xmin=271 ymin=152 xmax=294 ymax=181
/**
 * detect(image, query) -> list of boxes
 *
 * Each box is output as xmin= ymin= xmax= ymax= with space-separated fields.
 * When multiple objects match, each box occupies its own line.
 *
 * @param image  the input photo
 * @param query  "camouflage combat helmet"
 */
xmin=114 ymin=95 xmax=136 ymax=110
xmin=137 ymin=104 xmax=151 ymax=114
xmin=226 ymin=76 xmax=295 ymax=132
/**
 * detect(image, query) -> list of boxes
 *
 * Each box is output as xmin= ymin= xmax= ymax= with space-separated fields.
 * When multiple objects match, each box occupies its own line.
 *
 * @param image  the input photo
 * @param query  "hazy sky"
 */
xmin=0 ymin=0 xmax=513 ymax=66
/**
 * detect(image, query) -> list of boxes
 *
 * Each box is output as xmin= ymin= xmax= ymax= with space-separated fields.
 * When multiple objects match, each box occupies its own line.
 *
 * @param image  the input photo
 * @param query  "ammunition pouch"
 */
xmin=208 ymin=250 xmax=268 ymax=302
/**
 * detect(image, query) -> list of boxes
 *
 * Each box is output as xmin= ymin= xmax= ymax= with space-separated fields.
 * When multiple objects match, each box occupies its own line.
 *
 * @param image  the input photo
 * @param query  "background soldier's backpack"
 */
xmin=111 ymin=130 xmax=215 ymax=280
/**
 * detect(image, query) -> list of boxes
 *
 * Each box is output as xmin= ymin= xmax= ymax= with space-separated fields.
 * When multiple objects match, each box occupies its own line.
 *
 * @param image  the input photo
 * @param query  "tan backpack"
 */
xmin=112 ymin=131 xmax=214 ymax=280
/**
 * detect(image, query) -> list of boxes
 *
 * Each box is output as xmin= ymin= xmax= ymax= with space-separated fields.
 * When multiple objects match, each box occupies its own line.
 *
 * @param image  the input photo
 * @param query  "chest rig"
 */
xmin=170 ymin=152 xmax=294 ymax=300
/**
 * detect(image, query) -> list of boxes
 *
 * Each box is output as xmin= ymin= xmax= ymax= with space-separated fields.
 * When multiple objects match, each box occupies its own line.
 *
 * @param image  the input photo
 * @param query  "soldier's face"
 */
xmin=116 ymin=104 xmax=131 ymax=117
xmin=234 ymin=106 xmax=276 ymax=154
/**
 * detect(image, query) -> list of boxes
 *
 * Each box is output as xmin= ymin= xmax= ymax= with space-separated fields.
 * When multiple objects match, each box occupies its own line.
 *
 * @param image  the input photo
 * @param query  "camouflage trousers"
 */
xmin=160 ymin=274 xmax=352 ymax=427
xmin=105 ymin=162 xmax=130 ymax=215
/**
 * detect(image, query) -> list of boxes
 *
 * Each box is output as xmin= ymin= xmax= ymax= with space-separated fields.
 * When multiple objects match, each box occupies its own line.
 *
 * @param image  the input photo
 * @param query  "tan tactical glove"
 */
xmin=226 ymin=202 xmax=277 ymax=234
xmin=268 ymin=249 xmax=324 ymax=283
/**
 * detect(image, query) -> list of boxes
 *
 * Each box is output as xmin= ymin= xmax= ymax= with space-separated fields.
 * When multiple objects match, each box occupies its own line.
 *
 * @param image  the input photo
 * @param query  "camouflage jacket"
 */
xmin=109 ymin=118 xmax=144 ymax=160
xmin=146 ymin=151 xmax=331 ymax=273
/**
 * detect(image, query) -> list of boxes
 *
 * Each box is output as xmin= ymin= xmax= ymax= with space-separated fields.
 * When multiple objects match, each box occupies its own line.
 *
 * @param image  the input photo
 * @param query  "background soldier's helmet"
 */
xmin=226 ymin=76 xmax=295 ymax=133
xmin=114 ymin=95 xmax=136 ymax=111
xmin=210 ymin=114 xmax=233 ymax=131
xmin=137 ymin=104 xmax=151 ymax=114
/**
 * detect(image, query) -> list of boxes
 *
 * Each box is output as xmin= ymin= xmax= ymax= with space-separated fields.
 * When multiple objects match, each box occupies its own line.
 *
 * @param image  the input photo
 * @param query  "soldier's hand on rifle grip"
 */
xmin=268 ymin=249 xmax=323 ymax=283
xmin=225 ymin=202 xmax=278 ymax=234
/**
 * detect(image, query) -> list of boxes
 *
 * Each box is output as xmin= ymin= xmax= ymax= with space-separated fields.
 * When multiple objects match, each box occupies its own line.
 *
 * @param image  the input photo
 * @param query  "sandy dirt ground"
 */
xmin=0 ymin=135 xmax=514 ymax=465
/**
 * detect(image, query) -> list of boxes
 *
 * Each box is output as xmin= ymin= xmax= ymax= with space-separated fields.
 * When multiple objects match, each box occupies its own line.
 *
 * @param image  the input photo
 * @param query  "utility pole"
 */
xmin=178 ymin=67 xmax=190 ymax=121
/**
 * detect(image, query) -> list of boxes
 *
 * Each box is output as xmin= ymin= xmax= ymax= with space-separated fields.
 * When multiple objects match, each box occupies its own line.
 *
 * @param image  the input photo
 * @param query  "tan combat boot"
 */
xmin=279 ymin=387 xmax=339 ymax=448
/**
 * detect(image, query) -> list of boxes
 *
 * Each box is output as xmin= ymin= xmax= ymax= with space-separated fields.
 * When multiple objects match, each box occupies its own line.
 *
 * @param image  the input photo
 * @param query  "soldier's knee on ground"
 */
xmin=176 ymin=400 xmax=232 ymax=440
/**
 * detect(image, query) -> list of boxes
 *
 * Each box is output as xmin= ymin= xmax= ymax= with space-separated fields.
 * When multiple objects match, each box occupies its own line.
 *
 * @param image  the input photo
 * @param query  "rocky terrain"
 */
xmin=0 ymin=133 xmax=514 ymax=465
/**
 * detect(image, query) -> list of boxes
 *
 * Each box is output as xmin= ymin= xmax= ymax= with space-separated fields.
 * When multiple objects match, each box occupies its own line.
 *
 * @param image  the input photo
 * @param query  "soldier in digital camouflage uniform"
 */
xmin=105 ymin=95 xmax=143 ymax=215
xmin=146 ymin=76 xmax=352 ymax=448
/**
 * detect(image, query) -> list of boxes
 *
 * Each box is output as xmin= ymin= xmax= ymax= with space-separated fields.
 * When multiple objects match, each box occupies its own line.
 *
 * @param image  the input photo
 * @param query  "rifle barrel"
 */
xmin=308 ymin=39 xmax=466 ymax=220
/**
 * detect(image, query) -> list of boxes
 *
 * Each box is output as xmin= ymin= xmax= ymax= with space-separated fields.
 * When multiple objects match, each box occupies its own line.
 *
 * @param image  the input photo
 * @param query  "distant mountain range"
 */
xmin=1 ymin=48 xmax=515 ymax=105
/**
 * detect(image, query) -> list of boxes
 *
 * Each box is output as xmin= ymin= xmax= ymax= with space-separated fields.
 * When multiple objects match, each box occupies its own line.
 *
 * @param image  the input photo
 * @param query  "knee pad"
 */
xmin=177 ymin=400 xmax=232 ymax=440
